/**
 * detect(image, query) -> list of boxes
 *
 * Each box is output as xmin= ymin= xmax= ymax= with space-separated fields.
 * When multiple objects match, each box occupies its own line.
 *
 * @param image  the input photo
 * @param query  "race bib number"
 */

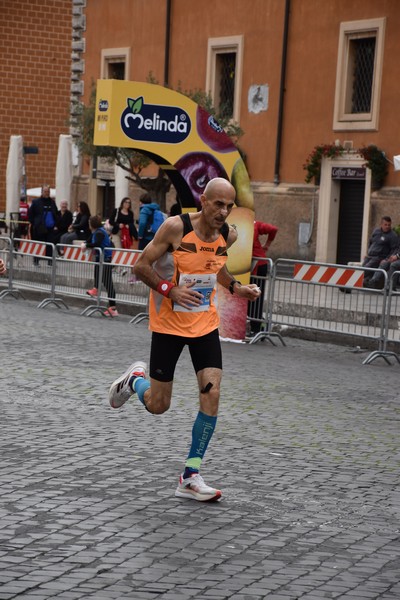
xmin=174 ymin=273 xmax=216 ymax=312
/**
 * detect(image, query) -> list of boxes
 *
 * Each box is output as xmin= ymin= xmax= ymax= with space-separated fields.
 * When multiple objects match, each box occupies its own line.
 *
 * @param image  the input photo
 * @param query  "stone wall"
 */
xmin=368 ymin=188 xmax=400 ymax=232
xmin=253 ymin=184 xmax=400 ymax=261
xmin=253 ymin=183 xmax=318 ymax=260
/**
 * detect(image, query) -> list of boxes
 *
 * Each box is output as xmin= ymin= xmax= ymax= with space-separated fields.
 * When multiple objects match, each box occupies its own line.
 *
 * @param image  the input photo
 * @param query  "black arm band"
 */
xmin=228 ymin=279 xmax=240 ymax=295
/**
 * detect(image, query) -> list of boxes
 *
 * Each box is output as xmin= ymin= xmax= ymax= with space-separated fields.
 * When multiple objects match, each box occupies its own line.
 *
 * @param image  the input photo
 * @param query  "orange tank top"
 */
xmin=149 ymin=213 xmax=229 ymax=337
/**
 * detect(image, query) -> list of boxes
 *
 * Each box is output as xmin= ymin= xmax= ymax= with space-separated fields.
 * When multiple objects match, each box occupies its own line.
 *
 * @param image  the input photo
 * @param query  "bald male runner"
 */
xmin=109 ymin=177 xmax=260 ymax=501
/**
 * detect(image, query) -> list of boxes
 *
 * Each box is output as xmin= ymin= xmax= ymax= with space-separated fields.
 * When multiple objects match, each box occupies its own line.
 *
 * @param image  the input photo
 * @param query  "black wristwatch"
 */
xmin=228 ymin=279 xmax=240 ymax=295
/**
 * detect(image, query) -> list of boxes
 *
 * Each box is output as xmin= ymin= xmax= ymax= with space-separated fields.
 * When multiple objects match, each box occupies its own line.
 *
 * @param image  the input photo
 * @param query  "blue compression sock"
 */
xmin=184 ymin=411 xmax=217 ymax=477
xmin=130 ymin=376 xmax=150 ymax=406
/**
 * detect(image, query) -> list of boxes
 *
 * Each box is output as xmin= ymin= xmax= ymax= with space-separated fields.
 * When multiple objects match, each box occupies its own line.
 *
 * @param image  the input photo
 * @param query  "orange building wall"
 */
xmin=82 ymin=0 xmax=286 ymax=183
xmin=83 ymin=0 xmax=167 ymax=101
xmin=82 ymin=0 xmax=400 ymax=188
xmin=2 ymin=0 xmax=400 ymax=212
xmin=281 ymin=0 xmax=400 ymax=187
xmin=167 ymin=0 xmax=285 ymax=185
xmin=0 ymin=0 xmax=72 ymax=209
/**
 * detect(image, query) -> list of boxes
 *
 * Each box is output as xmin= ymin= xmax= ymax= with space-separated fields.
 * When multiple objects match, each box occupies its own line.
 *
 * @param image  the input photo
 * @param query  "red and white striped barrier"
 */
xmin=19 ymin=241 xmax=46 ymax=256
xmin=294 ymin=263 xmax=364 ymax=288
xmin=60 ymin=247 xmax=140 ymax=264
xmin=62 ymin=246 xmax=93 ymax=261
xmin=62 ymin=247 xmax=139 ymax=264
xmin=111 ymin=250 xmax=140 ymax=267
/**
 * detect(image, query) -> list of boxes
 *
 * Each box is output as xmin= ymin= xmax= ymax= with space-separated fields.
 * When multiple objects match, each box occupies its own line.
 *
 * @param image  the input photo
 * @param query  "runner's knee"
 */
xmin=199 ymin=385 xmax=220 ymax=415
xmin=146 ymin=386 xmax=172 ymax=414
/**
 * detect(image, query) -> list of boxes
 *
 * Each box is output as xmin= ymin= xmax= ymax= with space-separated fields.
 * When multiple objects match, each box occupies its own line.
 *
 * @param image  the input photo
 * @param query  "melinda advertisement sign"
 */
xmin=94 ymin=80 xmax=255 ymax=340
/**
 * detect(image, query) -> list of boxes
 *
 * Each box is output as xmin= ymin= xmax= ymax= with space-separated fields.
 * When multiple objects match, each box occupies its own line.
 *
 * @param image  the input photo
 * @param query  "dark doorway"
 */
xmin=336 ymin=180 xmax=365 ymax=265
xmin=101 ymin=182 xmax=115 ymax=220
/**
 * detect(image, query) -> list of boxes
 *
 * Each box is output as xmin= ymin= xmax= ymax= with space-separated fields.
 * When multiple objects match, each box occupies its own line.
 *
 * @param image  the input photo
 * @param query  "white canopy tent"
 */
xmin=27 ymin=187 xmax=56 ymax=198
xmin=114 ymin=162 xmax=130 ymax=207
xmin=6 ymin=135 xmax=24 ymax=221
xmin=55 ymin=134 xmax=73 ymax=207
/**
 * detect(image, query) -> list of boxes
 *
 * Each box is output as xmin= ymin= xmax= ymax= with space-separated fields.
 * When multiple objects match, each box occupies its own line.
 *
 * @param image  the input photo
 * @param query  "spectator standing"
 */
xmin=13 ymin=196 xmax=29 ymax=247
xmin=84 ymin=215 xmax=118 ymax=317
xmin=248 ymin=220 xmax=278 ymax=335
xmin=137 ymin=192 xmax=162 ymax=250
xmin=18 ymin=196 xmax=29 ymax=238
xmin=109 ymin=197 xmax=138 ymax=249
xmin=28 ymin=184 xmax=58 ymax=265
xmin=60 ymin=201 xmax=91 ymax=248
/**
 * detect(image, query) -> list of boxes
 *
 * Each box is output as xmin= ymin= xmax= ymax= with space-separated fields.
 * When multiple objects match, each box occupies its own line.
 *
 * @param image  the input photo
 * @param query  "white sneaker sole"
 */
xmin=108 ymin=361 xmax=147 ymax=409
xmin=175 ymin=488 xmax=222 ymax=502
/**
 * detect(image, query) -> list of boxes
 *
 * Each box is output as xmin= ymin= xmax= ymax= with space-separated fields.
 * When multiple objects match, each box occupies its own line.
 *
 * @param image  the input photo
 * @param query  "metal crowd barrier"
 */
xmin=74 ymin=246 xmax=149 ymax=319
xmin=2 ymin=239 xmax=400 ymax=365
xmin=0 ymin=237 xmax=20 ymax=299
xmin=105 ymin=247 xmax=149 ymax=322
xmin=6 ymin=238 xmax=67 ymax=309
xmin=267 ymin=258 xmax=393 ymax=358
xmin=362 ymin=270 xmax=400 ymax=365
xmin=0 ymin=238 xmax=150 ymax=320
xmin=54 ymin=243 xmax=102 ymax=314
xmin=246 ymin=257 xmax=285 ymax=346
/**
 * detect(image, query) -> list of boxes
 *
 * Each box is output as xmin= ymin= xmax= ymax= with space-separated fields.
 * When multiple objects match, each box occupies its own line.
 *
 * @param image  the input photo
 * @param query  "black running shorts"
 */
xmin=149 ymin=329 xmax=222 ymax=382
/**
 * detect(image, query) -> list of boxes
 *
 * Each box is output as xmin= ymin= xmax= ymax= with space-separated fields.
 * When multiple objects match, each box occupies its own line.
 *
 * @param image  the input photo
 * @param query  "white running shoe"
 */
xmin=108 ymin=361 xmax=147 ymax=409
xmin=175 ymin=473 xmax=222 ymax=502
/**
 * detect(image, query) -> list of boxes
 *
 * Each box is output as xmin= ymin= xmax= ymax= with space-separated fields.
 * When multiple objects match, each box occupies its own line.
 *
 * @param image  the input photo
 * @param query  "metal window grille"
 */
xmin=216 ymin=52 xmax=236 ymax=119
xmin=351 ymin=37 xmax=376 ymax=113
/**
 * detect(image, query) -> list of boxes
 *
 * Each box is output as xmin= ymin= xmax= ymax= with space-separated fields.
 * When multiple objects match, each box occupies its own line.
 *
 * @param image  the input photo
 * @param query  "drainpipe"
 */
xmin=164 ymin=0 xmax=172 ymax=86
xmin=273 ymin=0 xmax=290 ymax=185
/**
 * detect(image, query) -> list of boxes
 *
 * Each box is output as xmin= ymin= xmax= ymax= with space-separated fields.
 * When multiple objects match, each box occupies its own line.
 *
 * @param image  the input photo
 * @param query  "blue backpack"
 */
xmin=43 ymin=207 xmax=55 ymax=229
xmin=149 ymin=208 xmax=166 ymax=235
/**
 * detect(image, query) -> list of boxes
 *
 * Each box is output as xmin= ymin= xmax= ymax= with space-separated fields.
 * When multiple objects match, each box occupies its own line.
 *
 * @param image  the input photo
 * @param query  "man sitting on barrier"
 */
xmin=362 ymin=216 xmax=398 ymax=285
xmin=364 ymin=245 xmax=400 ymax=290
xmin=108 ymin=177 xmax=261 ymax=502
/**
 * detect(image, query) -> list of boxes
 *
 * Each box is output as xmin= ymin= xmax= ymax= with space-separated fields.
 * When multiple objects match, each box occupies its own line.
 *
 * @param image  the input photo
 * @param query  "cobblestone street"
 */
xmin=0 ymin=299 xmax=399 ymax=600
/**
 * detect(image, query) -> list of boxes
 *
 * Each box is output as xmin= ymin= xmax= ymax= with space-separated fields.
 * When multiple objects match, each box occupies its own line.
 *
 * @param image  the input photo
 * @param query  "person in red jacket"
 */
xmin=248 ymin=220 xmax=278 ymax=335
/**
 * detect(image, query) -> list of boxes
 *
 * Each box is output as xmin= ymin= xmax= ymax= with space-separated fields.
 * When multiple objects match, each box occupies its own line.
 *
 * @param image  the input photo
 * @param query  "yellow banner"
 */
xmin=94 ymin=80 xmax=255 ymax=337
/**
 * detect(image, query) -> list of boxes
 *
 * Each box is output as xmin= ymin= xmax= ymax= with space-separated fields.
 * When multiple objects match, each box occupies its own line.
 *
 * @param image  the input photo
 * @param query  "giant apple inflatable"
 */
xmin=196 ymin=106 xmax=237 ymax=153
xmin=174 ymin=152 xmax=228 ymax=209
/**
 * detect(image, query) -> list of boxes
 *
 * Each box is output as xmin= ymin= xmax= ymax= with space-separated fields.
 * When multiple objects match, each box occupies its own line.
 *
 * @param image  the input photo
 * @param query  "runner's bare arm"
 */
xmin=217 ymin=225 xmax=260 ymax=299
xmin=134 ymin=217 xmax=203 ymax=309
xmin=226 ymin=224 xmax=238 ymax=249
xmin=134 ymin=217 xmax=181 ymax=289
xmin=217 ymin=265 xmax=261 ymax=300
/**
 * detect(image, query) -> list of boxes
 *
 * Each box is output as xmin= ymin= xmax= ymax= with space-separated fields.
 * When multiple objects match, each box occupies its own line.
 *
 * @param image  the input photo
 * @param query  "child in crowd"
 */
xmin=83 ymin=215 xmax=118 ymax=317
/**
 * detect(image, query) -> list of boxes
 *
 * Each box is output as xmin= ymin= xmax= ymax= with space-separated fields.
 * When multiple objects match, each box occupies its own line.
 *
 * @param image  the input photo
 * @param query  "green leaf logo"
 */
xmin=128 ymin=97 xmax=143 ymax=114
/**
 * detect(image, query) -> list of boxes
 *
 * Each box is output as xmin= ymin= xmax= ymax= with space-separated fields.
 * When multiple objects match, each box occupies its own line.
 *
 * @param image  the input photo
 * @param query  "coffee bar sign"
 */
xmin=332 ymin=166 xmax=366 ymax=180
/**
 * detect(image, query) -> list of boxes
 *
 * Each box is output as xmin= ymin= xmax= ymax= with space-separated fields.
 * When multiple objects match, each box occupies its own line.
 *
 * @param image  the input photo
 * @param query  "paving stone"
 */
xmin=1 ymin=299 xmax=400 ymax=599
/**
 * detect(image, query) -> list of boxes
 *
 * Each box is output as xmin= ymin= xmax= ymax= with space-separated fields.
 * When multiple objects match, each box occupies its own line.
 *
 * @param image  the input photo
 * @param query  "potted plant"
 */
xmin=358 ymin=144 xmax=388 ymax=190
xmin=303 ymin=143 xmax=345 ymax=184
